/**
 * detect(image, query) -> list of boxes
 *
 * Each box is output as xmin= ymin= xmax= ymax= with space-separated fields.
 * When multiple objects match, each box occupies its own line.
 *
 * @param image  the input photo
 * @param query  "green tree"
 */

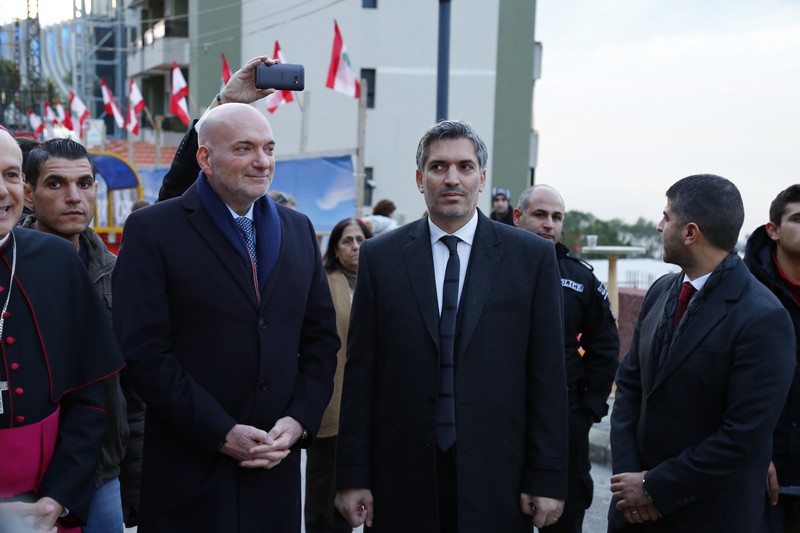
xmin=562 ymin=211 xmax=660 ymax=258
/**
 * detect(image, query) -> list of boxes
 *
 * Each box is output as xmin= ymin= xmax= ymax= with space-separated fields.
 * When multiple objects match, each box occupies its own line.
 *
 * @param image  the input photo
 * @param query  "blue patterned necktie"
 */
xmin=437 ymin=235 xmax=460 ymax=451
xmin=235 ymin=216 xmax=258 ymax=273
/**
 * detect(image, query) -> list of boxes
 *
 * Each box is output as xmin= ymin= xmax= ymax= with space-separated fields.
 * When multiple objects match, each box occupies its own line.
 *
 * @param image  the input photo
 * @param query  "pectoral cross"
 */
xmin=0 ymin=381 xmax=7 ymax=414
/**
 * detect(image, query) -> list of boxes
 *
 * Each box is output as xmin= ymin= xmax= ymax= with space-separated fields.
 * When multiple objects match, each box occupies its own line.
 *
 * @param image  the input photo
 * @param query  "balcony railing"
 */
xmin=135 ymin=17 xmax=188 ymax=49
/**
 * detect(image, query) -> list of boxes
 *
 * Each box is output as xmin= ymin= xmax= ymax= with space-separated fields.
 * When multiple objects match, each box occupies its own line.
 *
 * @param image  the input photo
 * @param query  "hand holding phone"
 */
xmin=255 ymin=63 xmax=305 ymax=91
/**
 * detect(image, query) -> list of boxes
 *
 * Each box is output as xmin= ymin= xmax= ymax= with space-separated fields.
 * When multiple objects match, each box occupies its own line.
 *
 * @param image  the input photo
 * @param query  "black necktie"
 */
xmin=437 ymin=235 xmax=460 ymax=451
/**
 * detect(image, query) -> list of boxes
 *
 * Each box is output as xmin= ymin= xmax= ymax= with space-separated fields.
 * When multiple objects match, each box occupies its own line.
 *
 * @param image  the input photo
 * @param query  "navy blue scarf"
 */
xmin=196 ymin=172 xmax=281 ymax=289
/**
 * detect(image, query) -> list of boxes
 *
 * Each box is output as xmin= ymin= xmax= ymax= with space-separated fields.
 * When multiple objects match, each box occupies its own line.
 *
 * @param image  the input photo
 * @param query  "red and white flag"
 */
xmin=100 ymin=78 xmax=125 ymax=128
xmin=264 ymin=41 xmax=295 ymax=114
xmin=54 ymin=99 xmax=74 ymax=131
xmin=44 ymin=102 xmax=58 ymax=125
xmin=69 ymin=91 xmax=90 ymax=135
xmin=221 ymin=52 xmax=233 ymax=87
xmin=170 ymin=61 xmax=190 ymax=126
xmin=126 ymin=77 xmax=146 ymax=135
xmin=27 ymin=108 xmax=44 ymax=138
xmin=325 ymin=21 xmax=360 ymax=98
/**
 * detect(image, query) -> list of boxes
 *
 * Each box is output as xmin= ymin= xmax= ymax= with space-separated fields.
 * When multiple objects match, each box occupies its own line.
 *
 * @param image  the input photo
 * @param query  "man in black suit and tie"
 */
xmin=609 ymin=174 xmax=795 ymax=531
xmin=335 ymin=120 xmax=569 ymax=532
xmin=112 ymin=103 xmax=339 ymax=532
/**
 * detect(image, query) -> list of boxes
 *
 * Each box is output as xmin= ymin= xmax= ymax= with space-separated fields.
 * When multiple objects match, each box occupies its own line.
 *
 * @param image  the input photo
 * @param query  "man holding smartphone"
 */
xmin=158 ymin=56 xmax=278 ymax=201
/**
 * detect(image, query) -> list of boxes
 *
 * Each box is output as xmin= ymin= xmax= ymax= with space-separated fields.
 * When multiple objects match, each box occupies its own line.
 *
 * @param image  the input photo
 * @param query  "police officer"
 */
xmin=514 ymin=184 xmax=619 ymax=532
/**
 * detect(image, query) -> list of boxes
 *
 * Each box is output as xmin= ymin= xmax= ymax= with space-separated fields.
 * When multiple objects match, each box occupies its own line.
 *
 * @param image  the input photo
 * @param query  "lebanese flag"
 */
xmin=100 ymin=78 xmax=125 ymax=128
xmin=264 ymin=41 xmax=295 ymax=114
xmin=126 ymin=77 xmax=146 ymax=135
xmin=221 ymin=52 xmax=232 ymax=86
xmin=69 ymin=91 xmax=90 ymax=135
xmin=325 ymin=21 xmax=360 ymax=98
xmin=27 ymin=109 xmax=44 ymax=138
xmin=44 ymin=102 xmax=58 ymax=125
xmin=54 ymin=99 xmax=74 ymax=131
xmin=170 ymin=61 xmax=191 ymax=126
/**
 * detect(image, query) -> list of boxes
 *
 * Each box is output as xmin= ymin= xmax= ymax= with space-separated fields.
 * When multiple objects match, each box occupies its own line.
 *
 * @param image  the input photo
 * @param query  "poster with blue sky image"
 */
xmin=108 ymin=155 xmax=355 ymax=234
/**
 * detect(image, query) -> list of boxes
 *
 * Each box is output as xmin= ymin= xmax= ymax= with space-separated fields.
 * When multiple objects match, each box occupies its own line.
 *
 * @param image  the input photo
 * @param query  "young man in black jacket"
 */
xmin=744 ymin=184 xmax=800 ymax=532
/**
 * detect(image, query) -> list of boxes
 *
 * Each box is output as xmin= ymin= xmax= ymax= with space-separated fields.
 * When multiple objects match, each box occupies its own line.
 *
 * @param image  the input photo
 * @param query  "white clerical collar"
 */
xmin=427 ymin=211 xmax=479 ymax=246
xmin=0 ymin=233 xmax=10 ymax=248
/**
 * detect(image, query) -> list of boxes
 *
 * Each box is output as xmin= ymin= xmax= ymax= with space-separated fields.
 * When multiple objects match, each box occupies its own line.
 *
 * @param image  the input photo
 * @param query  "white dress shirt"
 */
xmin=428 ymin=212 xmax=478 ymax=315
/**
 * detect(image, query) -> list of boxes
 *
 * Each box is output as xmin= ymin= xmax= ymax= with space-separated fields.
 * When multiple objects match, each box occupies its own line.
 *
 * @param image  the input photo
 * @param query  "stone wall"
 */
xmin=617 ymin=288 xmax=646 ymax=361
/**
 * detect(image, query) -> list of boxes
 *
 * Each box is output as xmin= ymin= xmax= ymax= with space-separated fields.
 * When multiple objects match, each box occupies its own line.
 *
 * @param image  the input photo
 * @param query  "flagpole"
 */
xmin=142 ymin=106 xmax=157 ymax=130
xmin=355 ymin=78 xmax=367 ymax=217
xmin=436 ymin=0 xmax=452 ymax=122
xmin=299 ymin=91 xmax=310 ymax=153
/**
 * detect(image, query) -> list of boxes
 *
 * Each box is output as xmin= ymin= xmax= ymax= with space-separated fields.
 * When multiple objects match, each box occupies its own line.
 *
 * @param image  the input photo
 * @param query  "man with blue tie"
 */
xmin=335 ymin=120 xmax=569 ymax=532
xmin=112 ymin=103 xmax=339 ymax=532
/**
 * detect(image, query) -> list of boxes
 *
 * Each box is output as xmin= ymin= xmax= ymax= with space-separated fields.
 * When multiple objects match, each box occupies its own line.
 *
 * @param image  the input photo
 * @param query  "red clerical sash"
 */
xmin=0 ymin=407 xmax=59 ymax=498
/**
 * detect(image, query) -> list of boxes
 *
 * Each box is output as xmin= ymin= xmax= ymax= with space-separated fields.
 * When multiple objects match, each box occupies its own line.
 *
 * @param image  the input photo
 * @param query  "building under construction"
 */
xmin=0 ymin=0 xmax=132 ymax=138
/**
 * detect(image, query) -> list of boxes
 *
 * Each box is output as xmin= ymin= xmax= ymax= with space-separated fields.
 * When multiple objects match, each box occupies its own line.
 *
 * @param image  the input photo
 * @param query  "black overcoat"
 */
xmin=112 ymin=185 xmax=339 ymax=532
xmin=610 ymin=259 xmax=795 ymax=532
xmin=337 ymin=213 xmax=569 ymax=532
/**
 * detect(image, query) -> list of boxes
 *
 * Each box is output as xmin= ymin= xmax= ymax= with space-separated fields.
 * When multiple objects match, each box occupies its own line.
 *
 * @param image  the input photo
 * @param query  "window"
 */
xmin=360 ymin=68 xmax=376 ymax=108
xmin=362 ymin=0 xmax=377 ymax=8
xmin=364 ymin=167 xmax=375 ymax=206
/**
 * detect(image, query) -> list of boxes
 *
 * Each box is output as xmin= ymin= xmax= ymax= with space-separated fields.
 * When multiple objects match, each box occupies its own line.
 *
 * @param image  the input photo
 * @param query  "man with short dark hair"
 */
xmin=20 ymin=137 xmax=144 ymax=531
xmin=610 ymin=174 xmax=795 ymax=531
xmin=514 ymin=184 xmax=619 ymax=532
xmin=744 ymin=184 xmax=800 ymax=532
xmin=0 ymin=129 xmax=124 ymax=531
xmin=336 ymin=120 xmax=569 ymax=532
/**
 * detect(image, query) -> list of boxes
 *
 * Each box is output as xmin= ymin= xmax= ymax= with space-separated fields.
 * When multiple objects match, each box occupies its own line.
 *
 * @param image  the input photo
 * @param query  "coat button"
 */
xmin=10 ymin=362 xmax=19 ymax=370
xmin=15 ymin=387 xmax=23 ymax=396
xmin=15 ymin=416 xmax=24 ymax=424
xmin=258 ymin=380 xmax=268 ymax=391
xmin=5 ymin=336 xmax=15 ymax=345
xmin=2 ymin=311 xmax=9 ymax=319
xmin=259 ymin=319 xmax=268 ymax=330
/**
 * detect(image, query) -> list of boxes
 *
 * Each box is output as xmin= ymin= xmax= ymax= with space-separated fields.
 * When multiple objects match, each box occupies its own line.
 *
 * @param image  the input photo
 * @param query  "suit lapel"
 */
xmin=403 ymin=219 xmax=440 ymax=349
xmin=183 ymin=187 xmax=260 ymax=310
xmin=257 ymin=212 xmax=283 ymax=307
xmin=639 ymin=287 xmax=671 ymax=393
xmin=457 ymin=214 xmax=502 ymax=360
xmin=652 ymin=264 xmax=746 ymax=391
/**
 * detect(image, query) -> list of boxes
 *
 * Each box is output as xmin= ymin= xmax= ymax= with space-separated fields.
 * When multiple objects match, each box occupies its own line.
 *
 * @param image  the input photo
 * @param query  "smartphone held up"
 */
xmin=255 ymin=63 xmax=305 ymax=91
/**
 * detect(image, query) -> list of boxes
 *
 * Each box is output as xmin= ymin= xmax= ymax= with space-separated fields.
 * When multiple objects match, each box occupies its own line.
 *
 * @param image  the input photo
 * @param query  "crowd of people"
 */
xmin=0 ymin=55 xmax=798 ymax=533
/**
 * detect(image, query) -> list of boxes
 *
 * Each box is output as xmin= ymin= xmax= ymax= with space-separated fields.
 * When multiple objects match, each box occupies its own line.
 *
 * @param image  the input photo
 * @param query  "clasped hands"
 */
xmin=220 ymin=417 xmax=304 ymax=469
xmin=610 ymin=471 xmax=662 ymax=524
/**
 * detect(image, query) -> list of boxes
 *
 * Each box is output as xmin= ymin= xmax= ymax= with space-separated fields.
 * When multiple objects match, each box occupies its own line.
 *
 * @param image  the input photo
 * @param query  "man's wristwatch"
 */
xmin=642 ymin=476 xmax=653 ymax=502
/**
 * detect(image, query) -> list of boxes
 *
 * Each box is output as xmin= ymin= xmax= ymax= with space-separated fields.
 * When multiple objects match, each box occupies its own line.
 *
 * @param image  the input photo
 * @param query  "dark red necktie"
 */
xmin=673 ymin=282 xmax=697 ymax=329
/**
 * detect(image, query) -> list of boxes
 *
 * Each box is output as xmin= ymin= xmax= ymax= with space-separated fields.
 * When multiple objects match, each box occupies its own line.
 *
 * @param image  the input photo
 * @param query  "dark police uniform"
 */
xmin=544 ymin=242 xmax=619 ymax=532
